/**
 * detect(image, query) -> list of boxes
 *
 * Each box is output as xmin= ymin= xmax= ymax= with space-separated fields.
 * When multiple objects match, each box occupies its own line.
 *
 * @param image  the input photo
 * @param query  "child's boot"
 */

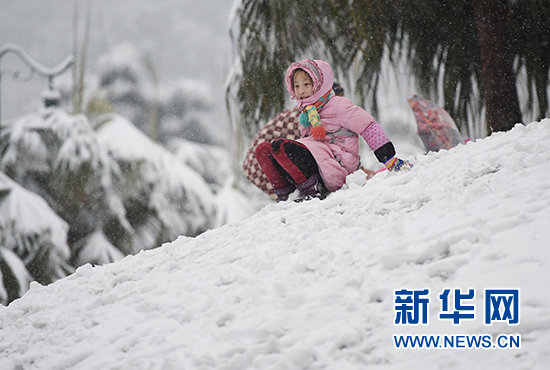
xmin=273 ymin=184 xmax=295 ymax=202
xmin=296 ymin=174 xmax=328 ymax=201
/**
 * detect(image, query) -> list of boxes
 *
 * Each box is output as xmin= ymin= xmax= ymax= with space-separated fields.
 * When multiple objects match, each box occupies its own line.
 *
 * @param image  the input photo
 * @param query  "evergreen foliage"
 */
xmin=0 ymin=110 xmax=127 ymax=251
xmin=94 ymin=114 xmax=216 ymax=251
xmin=0 ymin=172 xmax=72 ymax=305
xmin=0 ymin=109 xmax=217 ymax=304
xmin=93 ymin=43 xmax=216 ymax=145
xmin=228 ymin=0 xmax=550 ymax=138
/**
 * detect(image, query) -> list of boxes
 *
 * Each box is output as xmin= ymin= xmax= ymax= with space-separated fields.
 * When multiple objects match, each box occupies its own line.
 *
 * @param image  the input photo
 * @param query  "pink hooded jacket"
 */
xmin=286 ymin=59 xmax=383 ymax=192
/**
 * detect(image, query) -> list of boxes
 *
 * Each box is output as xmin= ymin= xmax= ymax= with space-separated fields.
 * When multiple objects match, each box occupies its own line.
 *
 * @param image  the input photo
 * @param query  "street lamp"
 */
xmin=0 ymin=43 xmax=74 ymax=126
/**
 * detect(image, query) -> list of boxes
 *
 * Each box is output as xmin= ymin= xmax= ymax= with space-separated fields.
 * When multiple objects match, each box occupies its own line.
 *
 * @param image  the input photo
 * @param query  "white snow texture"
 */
xmin=1 ymin=120 xmax=550 ymax=369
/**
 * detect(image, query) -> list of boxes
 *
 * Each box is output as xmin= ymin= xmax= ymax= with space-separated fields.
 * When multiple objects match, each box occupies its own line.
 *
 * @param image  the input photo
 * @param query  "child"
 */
xmin=255 ymin=59 xmax=412 ymax=202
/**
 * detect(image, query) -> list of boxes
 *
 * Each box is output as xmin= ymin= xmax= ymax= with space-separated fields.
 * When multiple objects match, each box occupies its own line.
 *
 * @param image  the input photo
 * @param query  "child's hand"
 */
xmin=384 ymin=157 xmax=413 ymax=172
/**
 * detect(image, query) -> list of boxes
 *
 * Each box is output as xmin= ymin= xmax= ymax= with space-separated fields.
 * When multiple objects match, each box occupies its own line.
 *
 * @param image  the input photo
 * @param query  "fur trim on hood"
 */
xmin=285 ymin=59 xmax=334 ymax=111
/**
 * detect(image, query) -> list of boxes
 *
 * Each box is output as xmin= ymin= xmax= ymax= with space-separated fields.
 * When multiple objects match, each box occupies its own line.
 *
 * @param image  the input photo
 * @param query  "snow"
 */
xmin=168 ymin=137 xmax=231 ymax=190
xmin=0 ymin=248 xmax=31 ymax=299
xmin=0 ymin=172 xmax=70 ymax=258
xmin=0 ymin=171 xmax=71 ymax=301
xmin=72 ymin=231 xmax=125 ymax=267
xmin=1 ymin=120 xmax=550 ymax=369
xmin=213 ymin=177 xmax=260 ymax=229
xmin=96 ymin=113 xmax=217 ymax=235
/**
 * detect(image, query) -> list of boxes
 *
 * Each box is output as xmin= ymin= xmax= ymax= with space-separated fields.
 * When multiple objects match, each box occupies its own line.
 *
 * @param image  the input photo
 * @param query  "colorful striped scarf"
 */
xmin=299 ymin=90 xmax=335 ymax=140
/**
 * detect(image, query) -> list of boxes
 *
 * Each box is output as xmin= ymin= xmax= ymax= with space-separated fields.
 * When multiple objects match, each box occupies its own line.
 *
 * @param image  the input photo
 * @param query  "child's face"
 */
xmin=293 ymin=70 xmax=313 ymax=100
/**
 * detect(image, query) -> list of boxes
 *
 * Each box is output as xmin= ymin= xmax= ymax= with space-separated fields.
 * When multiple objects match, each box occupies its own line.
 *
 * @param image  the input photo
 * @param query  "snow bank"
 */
xmin=1 ymin=120 xmax=550 ymax=369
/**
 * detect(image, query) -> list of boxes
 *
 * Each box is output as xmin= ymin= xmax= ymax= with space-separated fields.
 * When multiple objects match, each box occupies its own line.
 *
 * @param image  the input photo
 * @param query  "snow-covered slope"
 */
xmin=1 ymin=120 xmax=550 ymax=369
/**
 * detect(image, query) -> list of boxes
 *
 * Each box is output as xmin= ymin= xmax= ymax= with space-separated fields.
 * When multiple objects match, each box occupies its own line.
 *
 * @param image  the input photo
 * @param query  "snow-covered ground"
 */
xmin=1 ymin=120 xmax=550 ymax=369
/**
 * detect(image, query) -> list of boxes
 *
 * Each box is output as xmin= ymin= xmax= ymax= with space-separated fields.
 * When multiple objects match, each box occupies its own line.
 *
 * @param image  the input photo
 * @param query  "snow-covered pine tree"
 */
xmin=0 ymin=171 xmax=72 ymax=305
xmin=94 ymin=113 xmax=217 ymax=250
xmin=0 ymin=108 xmax=132 ymax=266
xmin=1 ymin=106 xmax=219 ymax=259
xmin=0 ymin=107 xmax=219 ymax=302
xmin=94 ymin=43 xmax=217 ymax=145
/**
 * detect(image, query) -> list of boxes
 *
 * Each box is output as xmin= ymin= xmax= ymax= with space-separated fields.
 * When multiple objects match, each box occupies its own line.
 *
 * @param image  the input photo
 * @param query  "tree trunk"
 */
xmin=473 ymin=0 xmax=522 ymax=133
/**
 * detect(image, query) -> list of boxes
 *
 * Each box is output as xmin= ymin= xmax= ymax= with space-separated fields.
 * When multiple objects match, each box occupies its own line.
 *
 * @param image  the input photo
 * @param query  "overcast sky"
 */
xmin=0 ymin=0 xmax=234 ymax=122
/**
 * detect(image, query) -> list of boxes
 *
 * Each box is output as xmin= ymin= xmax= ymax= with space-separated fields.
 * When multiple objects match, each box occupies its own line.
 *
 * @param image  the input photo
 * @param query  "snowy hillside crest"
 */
xmin=1 ymin=120 xmax=550 ymax=369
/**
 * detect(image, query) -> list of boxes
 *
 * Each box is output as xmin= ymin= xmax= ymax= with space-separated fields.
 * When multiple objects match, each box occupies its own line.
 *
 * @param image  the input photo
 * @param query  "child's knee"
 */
xmin=271 ymin=138 xmax=287 ymax=152
xmin=255 ymin=141 xmax=272 ymax=158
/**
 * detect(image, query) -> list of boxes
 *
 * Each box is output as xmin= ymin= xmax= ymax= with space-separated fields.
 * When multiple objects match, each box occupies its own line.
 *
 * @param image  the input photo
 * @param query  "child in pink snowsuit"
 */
xmin=255 ymin=59 xmax=412 ymax=202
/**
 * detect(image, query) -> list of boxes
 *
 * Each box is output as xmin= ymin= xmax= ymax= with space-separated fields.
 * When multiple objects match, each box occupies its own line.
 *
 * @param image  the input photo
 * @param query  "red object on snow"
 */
xmin=408 ymin=95 xmax=465 ymax=152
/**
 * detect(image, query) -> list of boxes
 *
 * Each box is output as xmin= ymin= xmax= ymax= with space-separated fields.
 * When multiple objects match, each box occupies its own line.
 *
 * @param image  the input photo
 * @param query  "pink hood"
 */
xmin=285 ymin=59 xmax=334 ymax=111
